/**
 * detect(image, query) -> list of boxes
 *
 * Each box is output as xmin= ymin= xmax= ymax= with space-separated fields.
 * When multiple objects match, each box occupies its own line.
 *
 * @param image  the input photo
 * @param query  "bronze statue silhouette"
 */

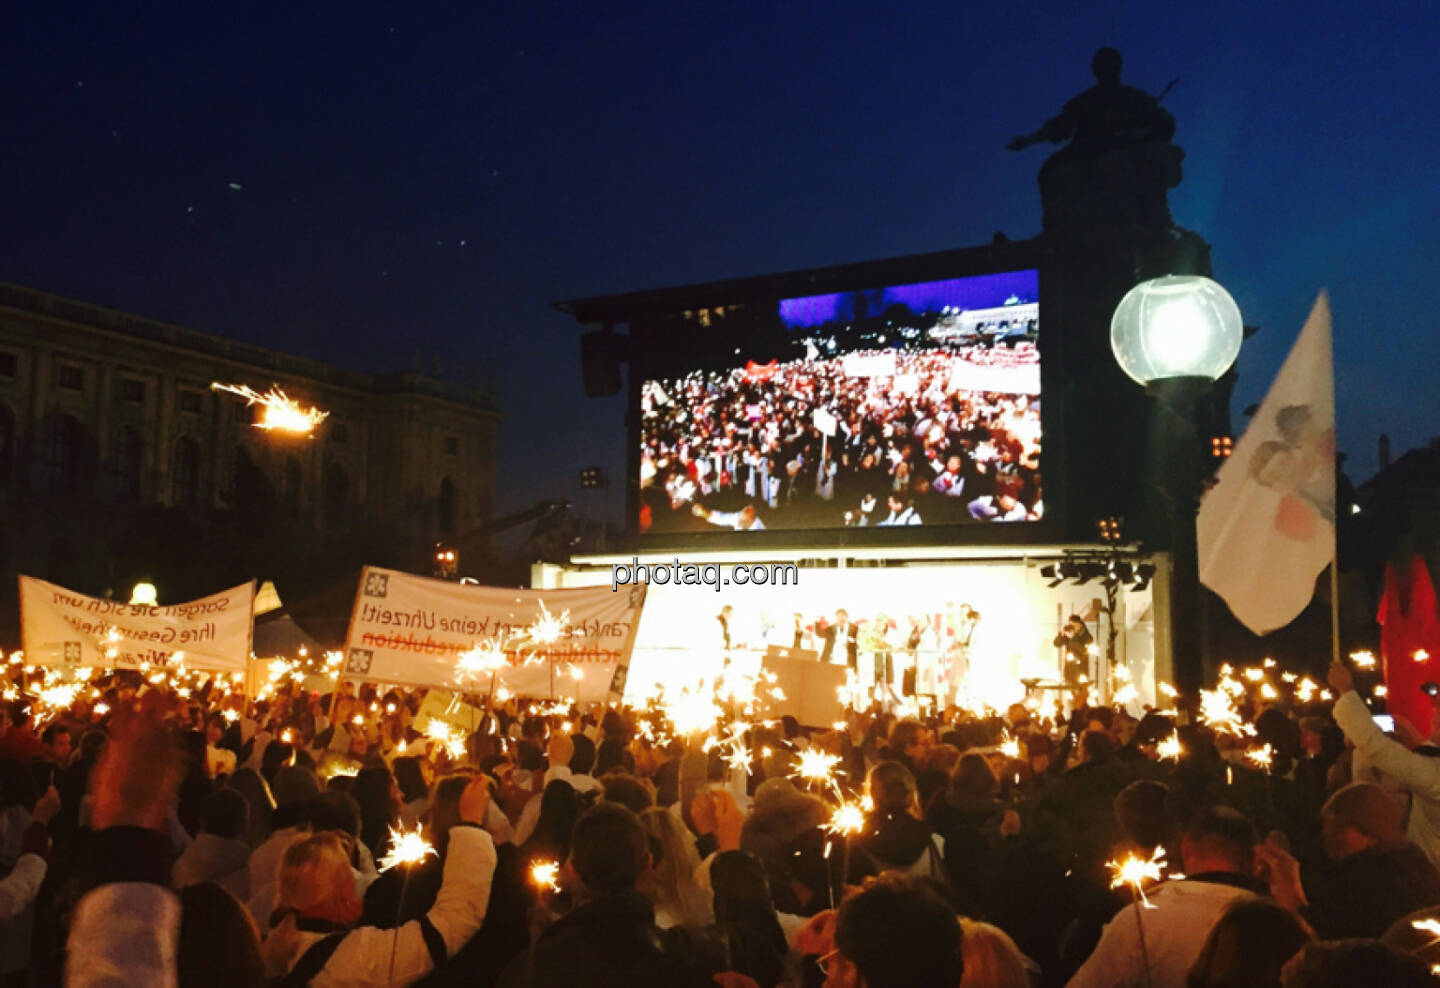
xmin=1008 ymin=48 xmax=1184 ymax=239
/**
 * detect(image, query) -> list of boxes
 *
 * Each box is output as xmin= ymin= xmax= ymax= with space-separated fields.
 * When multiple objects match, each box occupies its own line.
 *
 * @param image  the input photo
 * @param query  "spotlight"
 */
xmin=1096 ymin=516 xmax=1123 ymax=543
xmin=1133 ymin=563 xmax=1156 ymax=592
xmin=1041 ymin=564 xmax=1062 ymax=588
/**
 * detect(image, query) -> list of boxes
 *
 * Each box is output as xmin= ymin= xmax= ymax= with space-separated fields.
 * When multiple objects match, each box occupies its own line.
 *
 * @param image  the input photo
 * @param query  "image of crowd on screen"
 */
xmin=638 ymin=343 xmax=1042 ymax=533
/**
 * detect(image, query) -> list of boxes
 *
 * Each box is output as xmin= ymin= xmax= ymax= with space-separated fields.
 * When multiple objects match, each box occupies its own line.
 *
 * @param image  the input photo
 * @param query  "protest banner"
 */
xmin=19 ymin=575 xmax=255 ymax=673
xmin=341 ymin=567 xmax=647 ymax=702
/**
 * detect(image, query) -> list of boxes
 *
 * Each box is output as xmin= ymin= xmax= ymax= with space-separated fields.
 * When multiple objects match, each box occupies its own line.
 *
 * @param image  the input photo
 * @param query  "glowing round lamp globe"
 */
xmin=1110 ymin=275 xmax=1242 ymax=385
xmin=129 ymin=582 xmax=158 ymax=607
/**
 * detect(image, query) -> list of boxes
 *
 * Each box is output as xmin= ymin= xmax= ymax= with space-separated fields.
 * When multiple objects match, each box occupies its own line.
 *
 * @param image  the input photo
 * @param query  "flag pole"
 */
xmin=1331 ymin=543 xmax=1342 ymax=667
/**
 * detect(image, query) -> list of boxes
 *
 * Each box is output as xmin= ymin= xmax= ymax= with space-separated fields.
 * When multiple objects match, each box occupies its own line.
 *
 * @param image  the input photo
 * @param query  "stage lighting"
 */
xmin=1133 ymin=563 xmax=1156 ymax=592
xmin=1041 ymin=564 xmax=1063 ymax=588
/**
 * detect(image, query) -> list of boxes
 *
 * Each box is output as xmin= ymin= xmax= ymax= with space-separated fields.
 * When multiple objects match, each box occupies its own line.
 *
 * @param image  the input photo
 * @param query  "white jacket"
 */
xmin=0 ymin=854 xmax=45 ymax=924
xmin=66 ymin=882 xmax=181 ymax=988
xmin=1067 ymin=877 xmax=1258 ymax=988
xmin=1334 ymin=689 xmax=1440 ymax=867
xmin=262 ymin=825 xmax=497 ymax=988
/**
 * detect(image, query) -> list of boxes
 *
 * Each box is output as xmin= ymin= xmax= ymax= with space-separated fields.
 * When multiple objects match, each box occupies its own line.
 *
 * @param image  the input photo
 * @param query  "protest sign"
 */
xmin=341 ymin=567 xmax=647 ymax=702
xmin=19 ymin=576 xmax=254 ymax=673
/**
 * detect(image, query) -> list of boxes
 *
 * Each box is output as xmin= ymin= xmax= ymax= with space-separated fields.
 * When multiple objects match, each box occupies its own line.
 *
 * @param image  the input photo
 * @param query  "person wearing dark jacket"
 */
xmin=858 ymin=761 xmax=946 ymax=883
xmin=361 ymin=775 xmax=530 ymax=988
xmin=496 ymin=802 xmax=712 ymax=988
xmin=1257 ymin=781 xmax=1440 ymax=939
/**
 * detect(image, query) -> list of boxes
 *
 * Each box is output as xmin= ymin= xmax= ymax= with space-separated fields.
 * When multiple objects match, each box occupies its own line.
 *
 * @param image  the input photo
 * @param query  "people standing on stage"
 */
xmin=1053 ymin=614 xmax=1094 ymax=687
xmin=820 ymin=608 xmax=859 ymax=670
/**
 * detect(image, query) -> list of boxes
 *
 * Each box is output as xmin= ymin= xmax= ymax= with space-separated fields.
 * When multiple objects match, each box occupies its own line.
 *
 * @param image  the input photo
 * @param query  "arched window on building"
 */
xmin=438 ymin=476 xmax=456 ymax=535
xmin=111 ymin=425 xmax=143 ymax=502
xmin=34 ymin=413 xmax=93 ymax=494
xmin=324 ymin=462 xmax=349 ymax=530
xmin=0 ymin=403 xmax=13 ymax=484
xmin=226 ymin=444 xmax=266 ymax=511
xmin=172 ymin=437 xmax=201 ymax=506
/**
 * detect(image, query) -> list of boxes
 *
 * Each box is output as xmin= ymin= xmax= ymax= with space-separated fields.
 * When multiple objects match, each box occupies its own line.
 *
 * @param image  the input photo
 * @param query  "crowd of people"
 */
xmin=3 ymin=656 xmax=1440 ymax=985
xmin=638 ymin=342 xmax=1042 ymax=534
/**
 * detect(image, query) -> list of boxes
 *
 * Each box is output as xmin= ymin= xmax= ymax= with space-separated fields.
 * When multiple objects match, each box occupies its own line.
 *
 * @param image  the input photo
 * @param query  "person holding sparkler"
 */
xmin=1068 ymin=806 xmax=1267 ymax=988
xmin=260 ymin=773 xmax=498 ymax=984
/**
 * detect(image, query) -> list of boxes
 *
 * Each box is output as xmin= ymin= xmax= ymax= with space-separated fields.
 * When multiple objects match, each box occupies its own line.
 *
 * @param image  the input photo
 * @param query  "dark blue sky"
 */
xmin=4 ymin=1 xmax=1438 ymax=519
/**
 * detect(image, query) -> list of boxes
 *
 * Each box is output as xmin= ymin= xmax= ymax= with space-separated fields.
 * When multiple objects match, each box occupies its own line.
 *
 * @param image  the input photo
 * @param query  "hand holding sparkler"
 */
xmin=1327 ymin=660 xmax=1355 ymax=697
xmin=457 ymin=773 xmax=494 ymax=827
xmin=1254 ymin=835 xmax=1306 ymax=911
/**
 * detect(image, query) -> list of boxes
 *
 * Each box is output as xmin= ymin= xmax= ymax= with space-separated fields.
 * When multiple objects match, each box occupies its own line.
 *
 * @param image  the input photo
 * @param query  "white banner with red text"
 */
xmin=341 ymin=567 xmax=647 ymax=702
xmin=19 ymin=575 xmax=255 ymax=673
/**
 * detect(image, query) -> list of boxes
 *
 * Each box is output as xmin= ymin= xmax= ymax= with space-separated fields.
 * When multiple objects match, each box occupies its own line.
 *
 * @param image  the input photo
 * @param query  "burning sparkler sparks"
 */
xmin=1198 ymin=688 xmax=1254 ymax=737
xmin=999 ymin=732 xmax=1022 ymax=760
xmin=377 ymin=824 xmax=436 ymax=872
xmin=1107 ymin=846 xmax=1168 ymax=907
xmin=1246 ymin=743 xmax=1275 ymax=771
xmin=825 ymin=801 xmax=867 ymax=837
xmin=1351 ymin=650 xmax=1377 ymax=670
xmin=529 ymin=859 xmax=561 ymax=893
xmin=210 ymin=383 xmax=329 ymax=435
xmin=1156 ymin=733 xmax=1183 ymax=761
xmin=792 ymin=749 xmax=843 ymax=790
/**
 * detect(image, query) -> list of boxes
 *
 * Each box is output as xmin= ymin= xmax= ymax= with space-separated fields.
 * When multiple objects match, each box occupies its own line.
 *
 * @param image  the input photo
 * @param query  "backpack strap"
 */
xmin=274 ymin=932 xmax=346 ymax=988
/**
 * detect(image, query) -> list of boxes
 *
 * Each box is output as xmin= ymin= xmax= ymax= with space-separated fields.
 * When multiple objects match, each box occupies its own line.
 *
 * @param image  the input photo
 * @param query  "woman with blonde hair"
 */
xmin=638 ymin=805 xmax=713 ymax=929
xmin=959 ymin=917 xmax=1034 ymax=988
xmin=260 ymin=775 xmax=497 ymax=985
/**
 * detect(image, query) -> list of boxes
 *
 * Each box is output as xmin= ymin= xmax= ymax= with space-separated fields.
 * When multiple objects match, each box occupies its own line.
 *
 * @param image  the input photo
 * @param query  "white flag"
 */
xmin=1197 ymin=292 xmax=1335 ymax=634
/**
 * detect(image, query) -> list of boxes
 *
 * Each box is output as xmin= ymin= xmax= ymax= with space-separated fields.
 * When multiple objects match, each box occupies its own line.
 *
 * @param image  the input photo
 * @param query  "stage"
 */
xmin=535 ymin=546 xmax=1164 ymax=717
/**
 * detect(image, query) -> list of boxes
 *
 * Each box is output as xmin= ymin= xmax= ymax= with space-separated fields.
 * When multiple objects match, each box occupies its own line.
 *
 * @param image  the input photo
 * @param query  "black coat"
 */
xmin=1303 ymin=841 xmax=1440 ymax=940
xmin=495 ymin=891 xmax=712 ymax=988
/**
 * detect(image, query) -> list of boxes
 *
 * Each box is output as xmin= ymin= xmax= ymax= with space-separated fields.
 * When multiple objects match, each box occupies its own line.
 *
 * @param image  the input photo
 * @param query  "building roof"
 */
xmin=552 ymin=237 xmax=1048 ymax=325
xmin=0 ymin=282 xmax=500 ymax=416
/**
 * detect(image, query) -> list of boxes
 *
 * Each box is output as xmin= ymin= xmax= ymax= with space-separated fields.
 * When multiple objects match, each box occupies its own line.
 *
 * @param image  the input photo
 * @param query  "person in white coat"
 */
xmin=1327 ymin=660 xmax=1440 ymax=866
xmin=1067 ymin=806 xmax=1267 ymax=988
xmin=260 ymin=775 xmax=497 ymax=987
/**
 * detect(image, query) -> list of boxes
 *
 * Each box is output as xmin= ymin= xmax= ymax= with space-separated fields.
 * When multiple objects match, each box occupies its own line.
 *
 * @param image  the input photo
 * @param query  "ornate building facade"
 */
xmin=0 ymin=283 xmax=499 ymax=636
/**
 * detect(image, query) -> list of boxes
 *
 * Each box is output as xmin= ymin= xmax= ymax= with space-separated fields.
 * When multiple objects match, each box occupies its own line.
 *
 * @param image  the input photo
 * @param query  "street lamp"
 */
xmin=1110 ymin=275 xmax=1241 ymax=694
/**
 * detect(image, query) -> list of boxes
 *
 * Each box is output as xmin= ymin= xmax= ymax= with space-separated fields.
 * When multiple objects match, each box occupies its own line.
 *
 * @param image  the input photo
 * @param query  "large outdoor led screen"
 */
xmin=638 ymin=269 xmax=1042 ymax=535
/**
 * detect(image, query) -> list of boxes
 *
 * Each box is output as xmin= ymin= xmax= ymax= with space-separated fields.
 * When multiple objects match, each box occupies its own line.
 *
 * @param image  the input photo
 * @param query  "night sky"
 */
xmin=4 ymin=1 xmax=1438 ymax=523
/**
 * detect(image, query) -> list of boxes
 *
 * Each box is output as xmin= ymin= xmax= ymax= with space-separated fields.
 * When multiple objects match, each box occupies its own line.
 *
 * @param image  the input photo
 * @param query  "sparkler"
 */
xmin=1156 ymin=733 xmax=1183 ymax=762
xmin=824 ymin=801 xmax=866 ymax=837
xmin=378 ymin=824 xmax=437 ymax=873
xmin=1106 ymin=845 xmax=1169 ymax=988
xmin=529 ymin=859 xmax=561 ymax=894
xmin=999 ymin=731 xmax=1022 ymax=760
xmin=792 ymin=748 xmax=843 ymax=797
xmin=1246 ymin=743 xmax=1274 ymax=771
xmin=210 ymin=383 xmax=329 ymax=435
xmin=1198 ymin=688 xmax=1255 ymax=738
xmin=1351 ymin=650 xmax=1377 ymax=670
xmin=1107 ymin=845 xmax=1168 ymax=905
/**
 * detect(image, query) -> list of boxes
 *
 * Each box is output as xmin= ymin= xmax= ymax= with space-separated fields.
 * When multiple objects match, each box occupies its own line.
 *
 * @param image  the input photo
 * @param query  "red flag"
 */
xmin=1378 ymin=556 xmax=1440 ymax=735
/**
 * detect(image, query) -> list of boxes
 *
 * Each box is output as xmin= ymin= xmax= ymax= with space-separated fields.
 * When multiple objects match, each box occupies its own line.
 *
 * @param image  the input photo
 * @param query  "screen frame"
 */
xmin=621 ymin=240 xmax=1070 ymax=552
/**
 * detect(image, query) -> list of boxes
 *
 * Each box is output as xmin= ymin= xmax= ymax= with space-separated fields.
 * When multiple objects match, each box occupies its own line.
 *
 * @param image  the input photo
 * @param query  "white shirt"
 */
xmin=1067 ymin=878 xmax=1257 ymax=988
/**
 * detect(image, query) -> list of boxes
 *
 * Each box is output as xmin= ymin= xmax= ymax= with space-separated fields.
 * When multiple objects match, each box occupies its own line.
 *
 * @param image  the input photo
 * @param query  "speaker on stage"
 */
xmin=580 ymin=326 xmax=627 ymax=397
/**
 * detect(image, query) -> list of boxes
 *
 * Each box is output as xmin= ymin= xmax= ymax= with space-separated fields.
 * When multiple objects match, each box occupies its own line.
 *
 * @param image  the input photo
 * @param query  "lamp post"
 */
xmin=1110 ymin=275 xmax=1242 ymax=694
